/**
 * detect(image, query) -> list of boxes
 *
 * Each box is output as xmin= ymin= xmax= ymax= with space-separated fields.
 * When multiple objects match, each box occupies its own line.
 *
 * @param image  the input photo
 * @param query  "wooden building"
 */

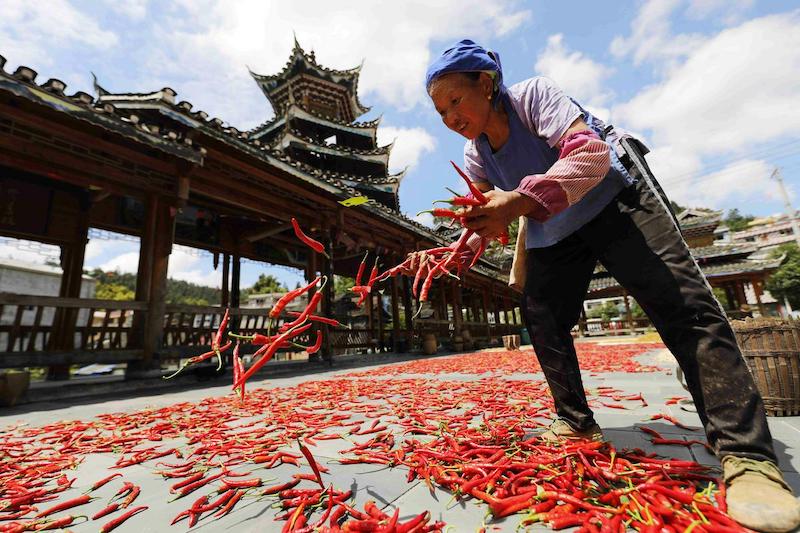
xmin=0 ymin=42 xmax=521 ymax=379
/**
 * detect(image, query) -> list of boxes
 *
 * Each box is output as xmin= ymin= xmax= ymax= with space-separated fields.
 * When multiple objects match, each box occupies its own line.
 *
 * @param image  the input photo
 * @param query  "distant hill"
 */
xmin=87 ymin=268 xmax=221 ymax=305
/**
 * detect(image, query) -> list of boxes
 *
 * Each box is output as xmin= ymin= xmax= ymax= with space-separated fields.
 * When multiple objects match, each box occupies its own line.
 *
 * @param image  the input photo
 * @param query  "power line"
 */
xmin=660 ymin=139 xmax=800 ymax=183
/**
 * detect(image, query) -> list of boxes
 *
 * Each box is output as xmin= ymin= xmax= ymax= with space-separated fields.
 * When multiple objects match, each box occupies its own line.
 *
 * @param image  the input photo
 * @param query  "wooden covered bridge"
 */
xmin=0 ymin=43 xmax=523 ymax=381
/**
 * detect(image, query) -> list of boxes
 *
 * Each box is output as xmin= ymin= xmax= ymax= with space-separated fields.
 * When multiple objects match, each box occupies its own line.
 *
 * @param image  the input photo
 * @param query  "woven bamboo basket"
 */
xmin=732 ymin=317 xmax=800 ymax=416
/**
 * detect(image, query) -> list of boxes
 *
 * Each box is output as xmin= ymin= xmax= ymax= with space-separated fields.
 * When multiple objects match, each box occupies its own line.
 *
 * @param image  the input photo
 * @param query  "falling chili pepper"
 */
xmin=291 ymin=217 xmax=329 ymax=257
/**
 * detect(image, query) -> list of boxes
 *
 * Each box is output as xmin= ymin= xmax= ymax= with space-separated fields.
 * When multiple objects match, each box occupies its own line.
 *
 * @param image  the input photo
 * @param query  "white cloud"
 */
xmin=534 ymin=34 xmax=613 ymax=109
xmin=99 ymin=251 xmax=139 ymax=274
xmin=610 ymin=0 xmax=704 ymax=70
xmin=686 ymin=0 xmax=754 ymax=23
xmin=102 ymin=0 xmax=148 ymax=20
xmin=0 ymin=0 xmax=117 ymax=68
xmin=614 ymin=10 xmax=800 ymax=207
xmin=167 ymin=246 xmax=221 ymax=288
xmin=85 ymin=239 xmax=139 ymax=265
xmin=139 ymin=0 xmax=531 ymax=128
xmin=377 ymin=126 xmax=437 ymax=173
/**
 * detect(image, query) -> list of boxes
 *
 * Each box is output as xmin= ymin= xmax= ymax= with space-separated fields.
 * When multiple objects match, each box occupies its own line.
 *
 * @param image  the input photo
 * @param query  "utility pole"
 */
xmin=771 ymin=167 xmax=800 ymax=249
xmin=770 ymin=167 xmax=799 ymax=316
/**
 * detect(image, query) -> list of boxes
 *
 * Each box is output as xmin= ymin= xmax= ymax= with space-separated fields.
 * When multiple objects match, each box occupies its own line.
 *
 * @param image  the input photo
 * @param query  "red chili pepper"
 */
xmin=212 ymin=489 xmax=244 ymax=518
xmin=450 ymin=160 xmax=488 ymax=203
xmin=417 ymin=208 xmax=461 ymax=218
xmin=119 ymin=485 xmax=140 ymax=508
xmin=649 ymin=413 xmax=692 ymax=429
xmin=99 ymin=505 xmax=147 ymax=533
xmin=92 ymin=502 xmax=120 ymax=520
xmin=291 ymin=218 xmax=328 ymax=257
xmin=286 ymin=311 xmax=343 ymax=327
xmin=261 ymin=478 xmax=301 ymax=496
xmin=298 ymin=440 xmax=325 ymax=488
xmin=34 ymin=494 xmax=93 ymax=518
xmin=214 ymin=307 xmax=230 ymax=349
xmin=235 ymin=323 xmax=313 ymax=388
xmin=306 ymin=330 xmax=323 ymax=355
xmin=33 ymin=514 xmax=84 ymax=530
xmin=355 ymin=251 xmax=369 ymax=286
xmin=271 ymin=277 xmax=321 ymax=318
xmin=170 ymin=472 xmax=203 ymax=492
xmin=367 ymin=257 xmax=380 ymax=287
xmin=435 ymin=196 xmax=484 ymax=206
xmin=88 ymin=473 xmax=122 ymax=492
xmin=221 ymin=477 xmax=262 ymax=489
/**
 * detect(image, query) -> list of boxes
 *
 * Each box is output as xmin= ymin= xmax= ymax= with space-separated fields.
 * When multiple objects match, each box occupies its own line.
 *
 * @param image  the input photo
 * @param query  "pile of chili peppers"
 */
xmin=1 ymin=341 xmax=753 ymax=532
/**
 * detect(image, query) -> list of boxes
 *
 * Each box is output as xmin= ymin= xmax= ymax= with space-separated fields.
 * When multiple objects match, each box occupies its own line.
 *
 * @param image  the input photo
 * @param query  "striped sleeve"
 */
xmin=514 ymin=130 xmax=611 ymax=221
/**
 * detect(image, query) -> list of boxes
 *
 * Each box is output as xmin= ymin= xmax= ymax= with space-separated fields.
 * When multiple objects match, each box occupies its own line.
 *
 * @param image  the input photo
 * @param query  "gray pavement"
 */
xmin=1 ymin=347 xmax=799 ymax=532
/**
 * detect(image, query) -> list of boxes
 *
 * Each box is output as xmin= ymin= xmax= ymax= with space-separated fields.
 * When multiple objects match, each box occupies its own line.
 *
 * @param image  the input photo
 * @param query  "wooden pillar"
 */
xmin=451 ymin=279 xmax=462 ymax=335
xmin=752 ymin=277 xmax=766 ymax=317
xmin=623 ymin=290 xmax=633 ymax=334
xmin=492 ymin=286 xmax=502 ymax=336
xmin=402 ymin=276 xmax=413 ymax=350
xmin=438 ymin=277 xmax=448 ymax=321
xmin=130 ymin=193 xmax=157 ymax=355
xmin=137 ymin=197 xmax=176 ymax=372
xmin=734 ymin=280 xmax=748 ymax=313
xmin=320 ymin=230 xmax=334 ymax=362
xmin=366 ymin=288 xmax=374 ymax=351
xmin=377 ymin=288 xmax=385 ymax=352
xmin=481 ymin=287 xmax=490 ymax=341
xmin=391 ymin=273 xmax=400 ymax=353
xmin=221 ymin=253 xmax=230 ymax=308
xmin=47 ymin=192 xmax=90 ymax=380
xmin=229 ymin=254 xmax=241 ymax=338
xmin=231 ymin=255 xmax=241 ymax=309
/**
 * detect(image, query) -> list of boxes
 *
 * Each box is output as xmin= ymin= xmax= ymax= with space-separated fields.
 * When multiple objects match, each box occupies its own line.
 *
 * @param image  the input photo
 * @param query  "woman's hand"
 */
xmin=398 ymin=250 xmax=436 ymax=277
xmin=461 ymin=189 xmax=529 ymax=238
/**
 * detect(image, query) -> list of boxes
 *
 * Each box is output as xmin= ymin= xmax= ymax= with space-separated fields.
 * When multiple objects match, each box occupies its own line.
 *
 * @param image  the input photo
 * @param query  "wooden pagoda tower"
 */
xmin=249 ymin=40 xmax=404 ymax=211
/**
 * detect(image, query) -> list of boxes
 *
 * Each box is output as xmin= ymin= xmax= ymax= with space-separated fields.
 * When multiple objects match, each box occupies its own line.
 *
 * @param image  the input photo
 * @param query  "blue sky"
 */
xmin=2 ymin=0 xmax=799 ymax=290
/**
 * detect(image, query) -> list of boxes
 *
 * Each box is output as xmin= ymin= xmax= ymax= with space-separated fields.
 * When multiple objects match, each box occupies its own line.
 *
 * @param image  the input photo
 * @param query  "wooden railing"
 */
xmin=0 ymin=293 xmax=146 ymax=367
xmin=581 ymin=317 xmax=653 ymax=336
xmin=413 ymin=318 xmax=519 ymax=350
xmin=161 ymin=305 xmax=320 ymax=359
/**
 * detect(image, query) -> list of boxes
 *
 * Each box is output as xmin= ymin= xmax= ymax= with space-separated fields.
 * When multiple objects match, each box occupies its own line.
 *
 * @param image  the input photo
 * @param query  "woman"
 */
xmin=419 ymin=39 xmax=799 ymax=532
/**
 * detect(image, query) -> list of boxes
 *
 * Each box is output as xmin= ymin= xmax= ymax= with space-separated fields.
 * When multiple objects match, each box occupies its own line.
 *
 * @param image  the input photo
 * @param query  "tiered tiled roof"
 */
xmin=249 ymin=38 xmax=369 ymax=120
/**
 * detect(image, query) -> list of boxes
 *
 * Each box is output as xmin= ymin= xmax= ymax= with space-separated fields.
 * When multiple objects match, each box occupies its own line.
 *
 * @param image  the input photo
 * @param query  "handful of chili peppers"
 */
xmin=365 ymin=160 xmax=511 ymax=306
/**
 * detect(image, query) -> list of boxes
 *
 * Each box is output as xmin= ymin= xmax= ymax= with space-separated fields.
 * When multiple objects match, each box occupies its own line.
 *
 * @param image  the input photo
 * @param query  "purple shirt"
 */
xmin=462 ymin=77 xmax=632 ymax=248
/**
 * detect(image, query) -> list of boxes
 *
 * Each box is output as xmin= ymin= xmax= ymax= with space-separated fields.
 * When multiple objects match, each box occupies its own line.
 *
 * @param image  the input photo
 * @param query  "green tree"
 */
xmin=334 ymin=275 xmax=354 ymax=296
xmin=95 ymin=282 xmax=135 ymax=301
xmin=86 ymin=268 xmax=221 ymax=305
xmin=765 ymin=244 xmax=800 ymax=308
xmin=629 ymin=301 xmax=646 ymax=319
xmin=243 ymin=274 xmax=286 ymax=297
xmin=587 ymin=301 xmax=620 ymax=321
xmin=725 ymin=208 xmax=754 ymax=231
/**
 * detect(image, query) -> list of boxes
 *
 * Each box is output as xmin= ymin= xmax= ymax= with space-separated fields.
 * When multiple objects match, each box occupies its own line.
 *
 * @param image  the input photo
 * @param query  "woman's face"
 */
xmin=429 ymin=73 xmax=494 ymax=140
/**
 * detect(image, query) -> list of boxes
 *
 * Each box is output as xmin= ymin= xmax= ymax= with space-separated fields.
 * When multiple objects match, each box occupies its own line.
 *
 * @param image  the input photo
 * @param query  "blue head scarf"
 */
xmin=425 ymin=39 xmax=504 ymax=97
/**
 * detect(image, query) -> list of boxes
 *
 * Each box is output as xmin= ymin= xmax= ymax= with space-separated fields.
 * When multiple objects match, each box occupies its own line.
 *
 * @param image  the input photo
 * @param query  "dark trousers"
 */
xmin=521 ymin=147 xmax=777 ymax=463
